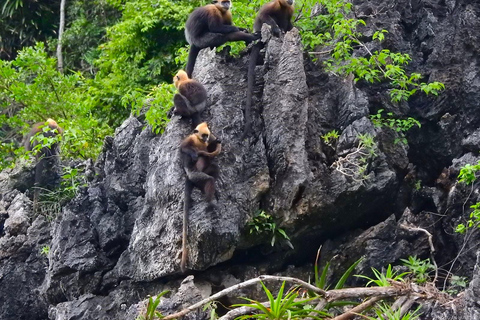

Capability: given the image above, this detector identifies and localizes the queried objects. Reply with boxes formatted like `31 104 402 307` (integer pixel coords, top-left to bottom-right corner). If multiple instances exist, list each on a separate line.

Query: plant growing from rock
366 303 421 320
296 0 445 103
161 274 454 320
356 264 409 287
233 281 325 320
40 245 50 256
400 256 435 285
331 133 378 182
136 291 169 320
370 109 421 145
247 210 294 249
455 160 480 234
36 165 87 221
321 129 340 148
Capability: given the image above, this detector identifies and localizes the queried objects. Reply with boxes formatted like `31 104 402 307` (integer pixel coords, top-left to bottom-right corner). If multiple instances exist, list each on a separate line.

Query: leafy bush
401 256 434 284
294 0 444 102
455 161 480 234
0 43 112 170
233 281 327 320
248 210 293 249
370 109 421 145
356 264 409 287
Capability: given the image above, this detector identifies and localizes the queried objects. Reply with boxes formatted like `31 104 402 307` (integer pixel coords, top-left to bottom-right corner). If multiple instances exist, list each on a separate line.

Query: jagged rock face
1 0 480 319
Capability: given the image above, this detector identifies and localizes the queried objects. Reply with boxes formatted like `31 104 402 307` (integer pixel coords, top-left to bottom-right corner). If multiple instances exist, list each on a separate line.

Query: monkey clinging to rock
179 122 221 272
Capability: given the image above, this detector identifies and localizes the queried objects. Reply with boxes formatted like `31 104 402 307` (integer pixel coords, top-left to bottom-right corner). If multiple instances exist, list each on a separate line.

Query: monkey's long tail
186 45 201 78
242 43 263 140
181 179 194 273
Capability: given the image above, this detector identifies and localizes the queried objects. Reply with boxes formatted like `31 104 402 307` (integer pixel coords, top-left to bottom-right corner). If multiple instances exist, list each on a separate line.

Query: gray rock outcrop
1 0 480 319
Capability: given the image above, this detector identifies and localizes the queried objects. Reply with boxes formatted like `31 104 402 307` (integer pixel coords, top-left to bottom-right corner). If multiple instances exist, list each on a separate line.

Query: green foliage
0 0 59 60
315 257 363 290
455 202 480 234
203 301 219 320
59 0 121 72
128 83 175 134
28 124 63 157
321 130 339 147
295 0 444 103
370 109 421 144
233 281 327 320
40 245 50 255
400 256 434 284
366 303 421 320
248 210 294 249
136 291 169 320
91 0 201 118
455 161 480 234
457 161 480 185
356 264 409 287
36 165 87 220
0 43 112 169
332 133 378 181
414 180 422 191
446 275 468 295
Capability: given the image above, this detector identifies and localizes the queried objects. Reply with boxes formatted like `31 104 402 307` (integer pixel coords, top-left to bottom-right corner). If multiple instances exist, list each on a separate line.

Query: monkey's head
279 0 294 6
212 0 231 12
173 70 189 88
194 122 211 144
45 118 64 135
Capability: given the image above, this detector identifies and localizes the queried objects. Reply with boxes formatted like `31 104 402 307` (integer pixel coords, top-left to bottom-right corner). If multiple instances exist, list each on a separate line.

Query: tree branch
162 275 326 320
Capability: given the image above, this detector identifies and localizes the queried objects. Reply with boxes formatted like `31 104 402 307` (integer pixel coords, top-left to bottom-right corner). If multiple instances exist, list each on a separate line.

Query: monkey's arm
197 142 221 157
286 19 293 32
180 139 199 162
208 19 239 34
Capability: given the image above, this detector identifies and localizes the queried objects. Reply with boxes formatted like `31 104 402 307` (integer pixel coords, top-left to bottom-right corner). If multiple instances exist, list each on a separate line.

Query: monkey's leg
195 157 208 172
173 94 195 116
203 163 219 202
225 31 260 45
187 171 215 203
186 45 201 78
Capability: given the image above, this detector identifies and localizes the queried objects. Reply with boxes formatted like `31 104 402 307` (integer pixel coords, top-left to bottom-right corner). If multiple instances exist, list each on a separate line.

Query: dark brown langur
168 70 208 128
24 119 63 212
185 0 259 78
179 122 221 272
242 0 294 138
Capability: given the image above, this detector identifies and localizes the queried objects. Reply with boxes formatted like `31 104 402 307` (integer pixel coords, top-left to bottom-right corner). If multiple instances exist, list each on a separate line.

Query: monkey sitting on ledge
184 0 259 78
168 70 207 128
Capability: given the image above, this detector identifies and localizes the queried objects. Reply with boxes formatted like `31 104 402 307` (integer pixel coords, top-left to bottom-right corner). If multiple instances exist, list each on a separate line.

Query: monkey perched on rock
179 122 221 272
168 70 207 128
185 0 259 77
24 119 63 211
243 0 294 138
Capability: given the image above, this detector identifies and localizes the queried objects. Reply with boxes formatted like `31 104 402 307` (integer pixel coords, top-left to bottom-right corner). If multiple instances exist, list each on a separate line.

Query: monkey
24 119 63 212
242 0 294 139
185 0 260 78
179 122 222 272
168 70 208 128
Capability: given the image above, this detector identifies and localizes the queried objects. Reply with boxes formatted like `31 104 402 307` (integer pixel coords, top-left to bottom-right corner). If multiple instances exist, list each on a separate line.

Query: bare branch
331 296 383 320
162 275 326 320
399 223 438 283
